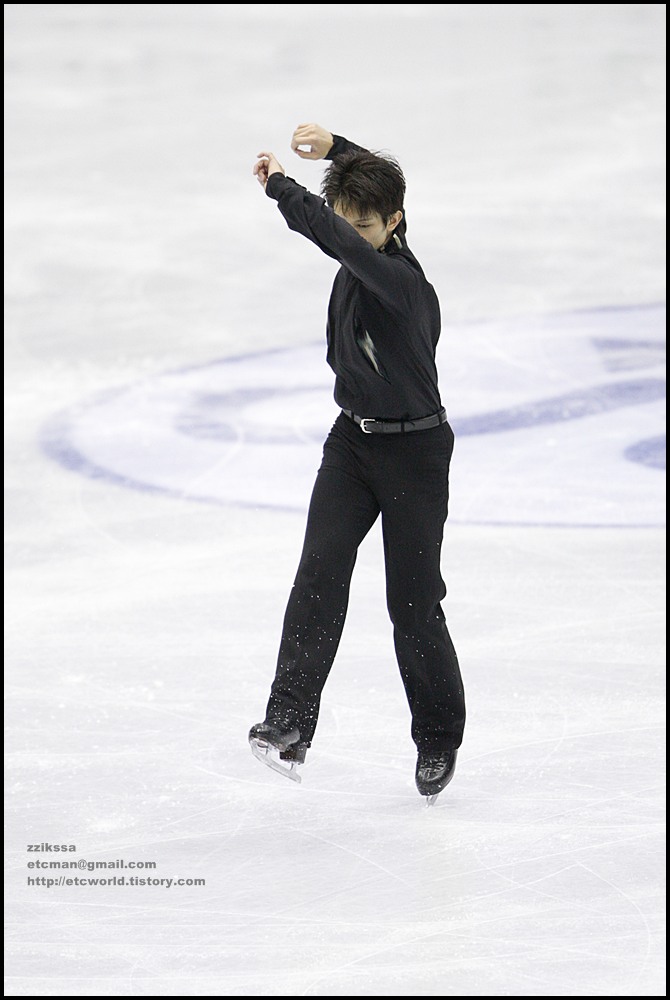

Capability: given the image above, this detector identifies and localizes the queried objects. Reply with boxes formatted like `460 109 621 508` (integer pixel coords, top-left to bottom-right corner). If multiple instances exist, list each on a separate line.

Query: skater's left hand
290 123 334 160
254 151 285 189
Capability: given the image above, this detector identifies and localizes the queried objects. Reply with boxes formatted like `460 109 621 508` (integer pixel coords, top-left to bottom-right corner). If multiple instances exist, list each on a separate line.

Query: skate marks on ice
40 304 666 528
191 718 663 998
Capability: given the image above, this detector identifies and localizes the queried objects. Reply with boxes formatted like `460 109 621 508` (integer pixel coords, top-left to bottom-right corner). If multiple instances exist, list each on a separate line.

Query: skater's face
334 204 403 250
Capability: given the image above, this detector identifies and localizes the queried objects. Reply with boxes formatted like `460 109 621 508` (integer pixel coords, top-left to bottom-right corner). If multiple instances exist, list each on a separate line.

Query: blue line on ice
40 305 666 527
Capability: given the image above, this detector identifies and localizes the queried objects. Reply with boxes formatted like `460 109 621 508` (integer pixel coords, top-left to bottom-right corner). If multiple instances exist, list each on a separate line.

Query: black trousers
265 410 466 752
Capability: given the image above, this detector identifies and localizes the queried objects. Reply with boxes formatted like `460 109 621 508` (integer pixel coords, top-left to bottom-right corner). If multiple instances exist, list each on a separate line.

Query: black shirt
265 135 443 420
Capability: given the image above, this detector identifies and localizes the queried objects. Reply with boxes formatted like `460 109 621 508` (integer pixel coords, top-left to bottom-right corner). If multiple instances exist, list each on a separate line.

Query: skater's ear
387 210 403 231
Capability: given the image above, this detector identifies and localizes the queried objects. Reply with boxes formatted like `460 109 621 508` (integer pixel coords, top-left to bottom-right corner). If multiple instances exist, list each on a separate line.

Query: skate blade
249 738 302 784
425 794 439 807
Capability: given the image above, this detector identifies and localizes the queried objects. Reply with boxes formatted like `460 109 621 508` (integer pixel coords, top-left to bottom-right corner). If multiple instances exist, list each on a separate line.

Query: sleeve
324 134 368 159
265 172 417 317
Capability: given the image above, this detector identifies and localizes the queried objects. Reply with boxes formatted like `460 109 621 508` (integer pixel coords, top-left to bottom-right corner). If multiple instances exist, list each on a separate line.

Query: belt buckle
359 417 376 434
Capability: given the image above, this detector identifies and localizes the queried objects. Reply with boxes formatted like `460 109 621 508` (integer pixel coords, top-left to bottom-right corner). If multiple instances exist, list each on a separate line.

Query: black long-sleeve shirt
265 135 443 420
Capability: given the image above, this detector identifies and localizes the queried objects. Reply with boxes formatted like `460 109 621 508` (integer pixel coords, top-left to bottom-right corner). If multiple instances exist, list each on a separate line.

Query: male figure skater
249 124 465 801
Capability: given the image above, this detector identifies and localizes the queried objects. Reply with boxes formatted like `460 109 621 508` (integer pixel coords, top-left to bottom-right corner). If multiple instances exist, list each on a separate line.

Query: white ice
4 4 666 997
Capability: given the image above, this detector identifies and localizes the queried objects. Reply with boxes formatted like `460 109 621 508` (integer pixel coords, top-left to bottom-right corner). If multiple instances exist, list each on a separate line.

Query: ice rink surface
4 4 666 996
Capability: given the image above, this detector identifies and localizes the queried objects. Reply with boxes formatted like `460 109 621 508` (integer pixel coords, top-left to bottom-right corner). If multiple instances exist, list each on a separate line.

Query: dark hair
320 149 405 223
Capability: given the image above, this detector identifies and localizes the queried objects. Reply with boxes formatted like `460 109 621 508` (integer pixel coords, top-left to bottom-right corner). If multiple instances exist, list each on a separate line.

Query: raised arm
254 155 417 316
253 125 418 314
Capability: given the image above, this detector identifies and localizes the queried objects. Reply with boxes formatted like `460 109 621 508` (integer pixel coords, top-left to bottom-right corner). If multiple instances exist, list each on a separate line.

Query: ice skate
248 719 305 783
415 748 458 806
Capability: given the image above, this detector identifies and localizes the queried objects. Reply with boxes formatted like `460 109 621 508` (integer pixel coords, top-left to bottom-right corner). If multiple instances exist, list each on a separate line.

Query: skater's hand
254 152 285 189
290 123 334 160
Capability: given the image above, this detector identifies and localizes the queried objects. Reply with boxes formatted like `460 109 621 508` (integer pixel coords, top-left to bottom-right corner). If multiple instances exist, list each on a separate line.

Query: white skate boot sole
249 736 302 784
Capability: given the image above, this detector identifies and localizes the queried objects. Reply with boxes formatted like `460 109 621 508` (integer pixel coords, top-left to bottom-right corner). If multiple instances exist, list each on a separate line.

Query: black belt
343 407 447 434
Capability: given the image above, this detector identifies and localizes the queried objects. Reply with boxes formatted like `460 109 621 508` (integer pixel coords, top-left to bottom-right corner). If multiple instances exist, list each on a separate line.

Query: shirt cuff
265 172 291 200
324 135 346 160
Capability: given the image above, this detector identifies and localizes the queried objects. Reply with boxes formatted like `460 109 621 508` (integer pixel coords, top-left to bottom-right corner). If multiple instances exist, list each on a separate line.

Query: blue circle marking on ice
623 435 666 470
41 305 666 527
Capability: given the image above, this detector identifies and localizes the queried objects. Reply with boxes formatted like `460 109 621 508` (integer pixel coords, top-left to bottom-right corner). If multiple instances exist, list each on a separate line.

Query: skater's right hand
253 151 285 189
290 123 334 160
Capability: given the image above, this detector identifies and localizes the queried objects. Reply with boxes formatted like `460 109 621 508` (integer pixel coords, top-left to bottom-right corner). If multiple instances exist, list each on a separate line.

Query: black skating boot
279 742 309 764
248 718 300 752
248 717 304 783
415 748 458 806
